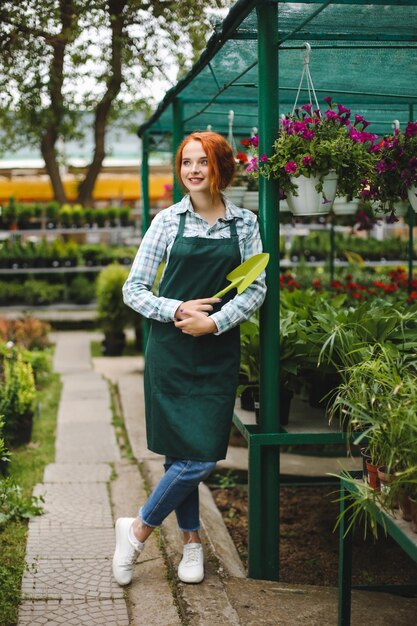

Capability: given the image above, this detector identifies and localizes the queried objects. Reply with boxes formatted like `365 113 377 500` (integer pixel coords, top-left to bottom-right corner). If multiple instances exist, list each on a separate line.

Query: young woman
113 131 266 586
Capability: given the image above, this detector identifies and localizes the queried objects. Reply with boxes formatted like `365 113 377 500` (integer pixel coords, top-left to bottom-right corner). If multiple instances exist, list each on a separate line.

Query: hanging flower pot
333 197 360 216
393 200 410 217
286 171 338 216
225 186 246 207
407 186 417 212
242 190 259 211
279 198 290 213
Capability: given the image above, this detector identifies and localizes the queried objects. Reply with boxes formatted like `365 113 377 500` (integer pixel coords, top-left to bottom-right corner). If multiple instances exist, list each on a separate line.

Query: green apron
144 211 241 461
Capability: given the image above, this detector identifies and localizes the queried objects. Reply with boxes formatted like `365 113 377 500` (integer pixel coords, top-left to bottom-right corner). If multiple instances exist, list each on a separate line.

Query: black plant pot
253 386 293 426
240 384 258 411
102 331 126 356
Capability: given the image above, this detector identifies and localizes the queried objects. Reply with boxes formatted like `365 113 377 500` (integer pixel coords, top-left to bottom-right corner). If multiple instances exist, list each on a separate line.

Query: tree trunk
77 0 127 206
42 0 77 204
41 133 68 204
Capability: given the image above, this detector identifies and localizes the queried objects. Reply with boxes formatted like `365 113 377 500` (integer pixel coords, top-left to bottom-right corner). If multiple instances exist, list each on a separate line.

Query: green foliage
68 274 96 304
0 348 36 446
0 479 44 526
96 263 131 332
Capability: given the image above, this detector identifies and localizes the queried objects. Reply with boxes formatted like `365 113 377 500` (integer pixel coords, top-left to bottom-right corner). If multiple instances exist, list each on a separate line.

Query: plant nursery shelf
338 472 417 626
0 265 111 275
0 226 137 237
280 259 409 268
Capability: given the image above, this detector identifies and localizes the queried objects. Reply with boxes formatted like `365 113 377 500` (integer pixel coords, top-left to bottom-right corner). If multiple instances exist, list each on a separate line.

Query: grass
0 372 61 626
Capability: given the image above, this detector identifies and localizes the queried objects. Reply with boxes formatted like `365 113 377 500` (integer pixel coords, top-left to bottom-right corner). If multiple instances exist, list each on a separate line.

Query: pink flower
301 129 314 140
301 155 314 168
301 103 313 113
285 161 298 174
246 157 258 173
259 153 268 163
337 104 351 116
250 135 259 147
324 96 332 105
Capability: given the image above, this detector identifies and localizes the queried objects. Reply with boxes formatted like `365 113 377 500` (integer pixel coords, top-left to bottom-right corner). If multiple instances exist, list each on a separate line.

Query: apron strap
228 218 238 238
178 211 187 237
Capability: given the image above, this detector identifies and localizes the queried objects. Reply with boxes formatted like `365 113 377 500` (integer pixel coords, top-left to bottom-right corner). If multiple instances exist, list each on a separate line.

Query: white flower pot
393 200 409 217
225 186 246 207
407 186 417 213
242 190 259 211
279 198 290 213
333 197 360 216
286 172 338 216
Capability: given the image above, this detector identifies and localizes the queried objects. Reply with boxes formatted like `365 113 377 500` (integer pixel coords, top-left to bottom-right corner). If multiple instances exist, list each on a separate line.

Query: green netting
138 1 417 146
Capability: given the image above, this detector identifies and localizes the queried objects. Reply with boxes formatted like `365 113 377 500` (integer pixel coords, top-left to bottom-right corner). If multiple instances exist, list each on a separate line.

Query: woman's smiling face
180 140 211 195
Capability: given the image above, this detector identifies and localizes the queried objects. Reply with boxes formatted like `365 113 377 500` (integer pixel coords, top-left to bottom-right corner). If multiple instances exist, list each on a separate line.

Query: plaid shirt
123 194 267 334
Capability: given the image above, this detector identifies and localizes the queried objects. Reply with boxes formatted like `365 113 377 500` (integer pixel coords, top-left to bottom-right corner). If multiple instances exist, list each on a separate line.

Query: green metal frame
337 471 417 626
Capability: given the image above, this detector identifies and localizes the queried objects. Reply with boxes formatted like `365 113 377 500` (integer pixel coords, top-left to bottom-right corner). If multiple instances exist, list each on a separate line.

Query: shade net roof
139 1 417 148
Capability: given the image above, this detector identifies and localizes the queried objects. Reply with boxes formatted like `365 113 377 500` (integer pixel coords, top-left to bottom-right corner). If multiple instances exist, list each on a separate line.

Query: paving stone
18 598 129 625
25 528 115 559
61 373 109 399
53 331 97 375
44 463 111 483
57 399 112 424
55 423 120 463
30 483 113 529
22 559 123 600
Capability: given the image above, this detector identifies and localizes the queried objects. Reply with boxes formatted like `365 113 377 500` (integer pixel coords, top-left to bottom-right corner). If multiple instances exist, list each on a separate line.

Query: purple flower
405 122 417 138
325 110 339 120
301 130 314 140
375 159 387 173
354 114 364 125
250 135 259 147
301 155 314 168
324 96 332 105
370 144 382 153
301 103 313 113
246 157 258 173
259 153 268 163
285 161 298 174
337 104 351 116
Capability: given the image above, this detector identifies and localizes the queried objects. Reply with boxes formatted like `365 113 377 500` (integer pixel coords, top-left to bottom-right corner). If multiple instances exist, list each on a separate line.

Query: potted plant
96 263 131 356
372 121 417 219
247 98 378 216
225 150 250 207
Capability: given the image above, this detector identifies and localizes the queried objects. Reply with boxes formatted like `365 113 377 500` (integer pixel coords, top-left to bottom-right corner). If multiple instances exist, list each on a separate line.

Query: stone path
18 332 128 625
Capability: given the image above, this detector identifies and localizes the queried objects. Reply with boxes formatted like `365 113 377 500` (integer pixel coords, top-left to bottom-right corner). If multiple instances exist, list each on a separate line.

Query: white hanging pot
279 198 290 213
225 186 246 207
286 172 338 216
242 190 259 211
407 186 417 213
333 197 360 216
393 200 409 217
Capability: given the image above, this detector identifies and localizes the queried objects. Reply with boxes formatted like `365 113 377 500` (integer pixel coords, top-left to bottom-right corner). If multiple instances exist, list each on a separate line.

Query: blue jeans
140 457 216 532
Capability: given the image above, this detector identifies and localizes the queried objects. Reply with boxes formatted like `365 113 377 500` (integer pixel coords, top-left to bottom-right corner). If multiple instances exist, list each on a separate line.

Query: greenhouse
137 0 417 621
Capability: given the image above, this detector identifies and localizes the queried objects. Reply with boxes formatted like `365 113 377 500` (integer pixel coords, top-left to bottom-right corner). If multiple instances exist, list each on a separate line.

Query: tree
0 0 230 205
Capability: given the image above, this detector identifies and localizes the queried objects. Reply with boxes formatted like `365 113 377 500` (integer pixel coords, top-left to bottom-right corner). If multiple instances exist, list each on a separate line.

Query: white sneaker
178 542 204 584
112 517 144 586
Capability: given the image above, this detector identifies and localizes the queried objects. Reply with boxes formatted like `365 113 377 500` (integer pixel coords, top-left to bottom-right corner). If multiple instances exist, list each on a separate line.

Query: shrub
9 317 51 350
0 348 36 446
23 279 65 305
68 275 95 304
96 264 130 355
0 417 10 475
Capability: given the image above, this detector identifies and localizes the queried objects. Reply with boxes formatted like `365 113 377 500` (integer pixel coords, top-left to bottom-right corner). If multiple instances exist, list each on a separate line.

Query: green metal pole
329 215 335 283
408 204 414 292
141 130 151 350
338 480 353 626
248 0 280 581
172 98 184 204
408 104 414 291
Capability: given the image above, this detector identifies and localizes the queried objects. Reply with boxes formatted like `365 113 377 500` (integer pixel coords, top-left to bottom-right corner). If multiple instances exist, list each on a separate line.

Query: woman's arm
122 211 183 322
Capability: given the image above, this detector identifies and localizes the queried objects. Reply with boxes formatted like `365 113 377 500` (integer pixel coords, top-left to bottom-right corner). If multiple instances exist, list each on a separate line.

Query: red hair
175 131 235 196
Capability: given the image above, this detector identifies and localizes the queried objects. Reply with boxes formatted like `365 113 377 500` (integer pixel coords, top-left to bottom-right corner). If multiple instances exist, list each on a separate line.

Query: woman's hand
174 297 221 321
174 310 218 336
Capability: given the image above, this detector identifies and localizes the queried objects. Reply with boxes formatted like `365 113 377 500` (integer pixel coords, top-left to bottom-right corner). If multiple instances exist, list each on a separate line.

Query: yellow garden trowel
212 253 269 298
